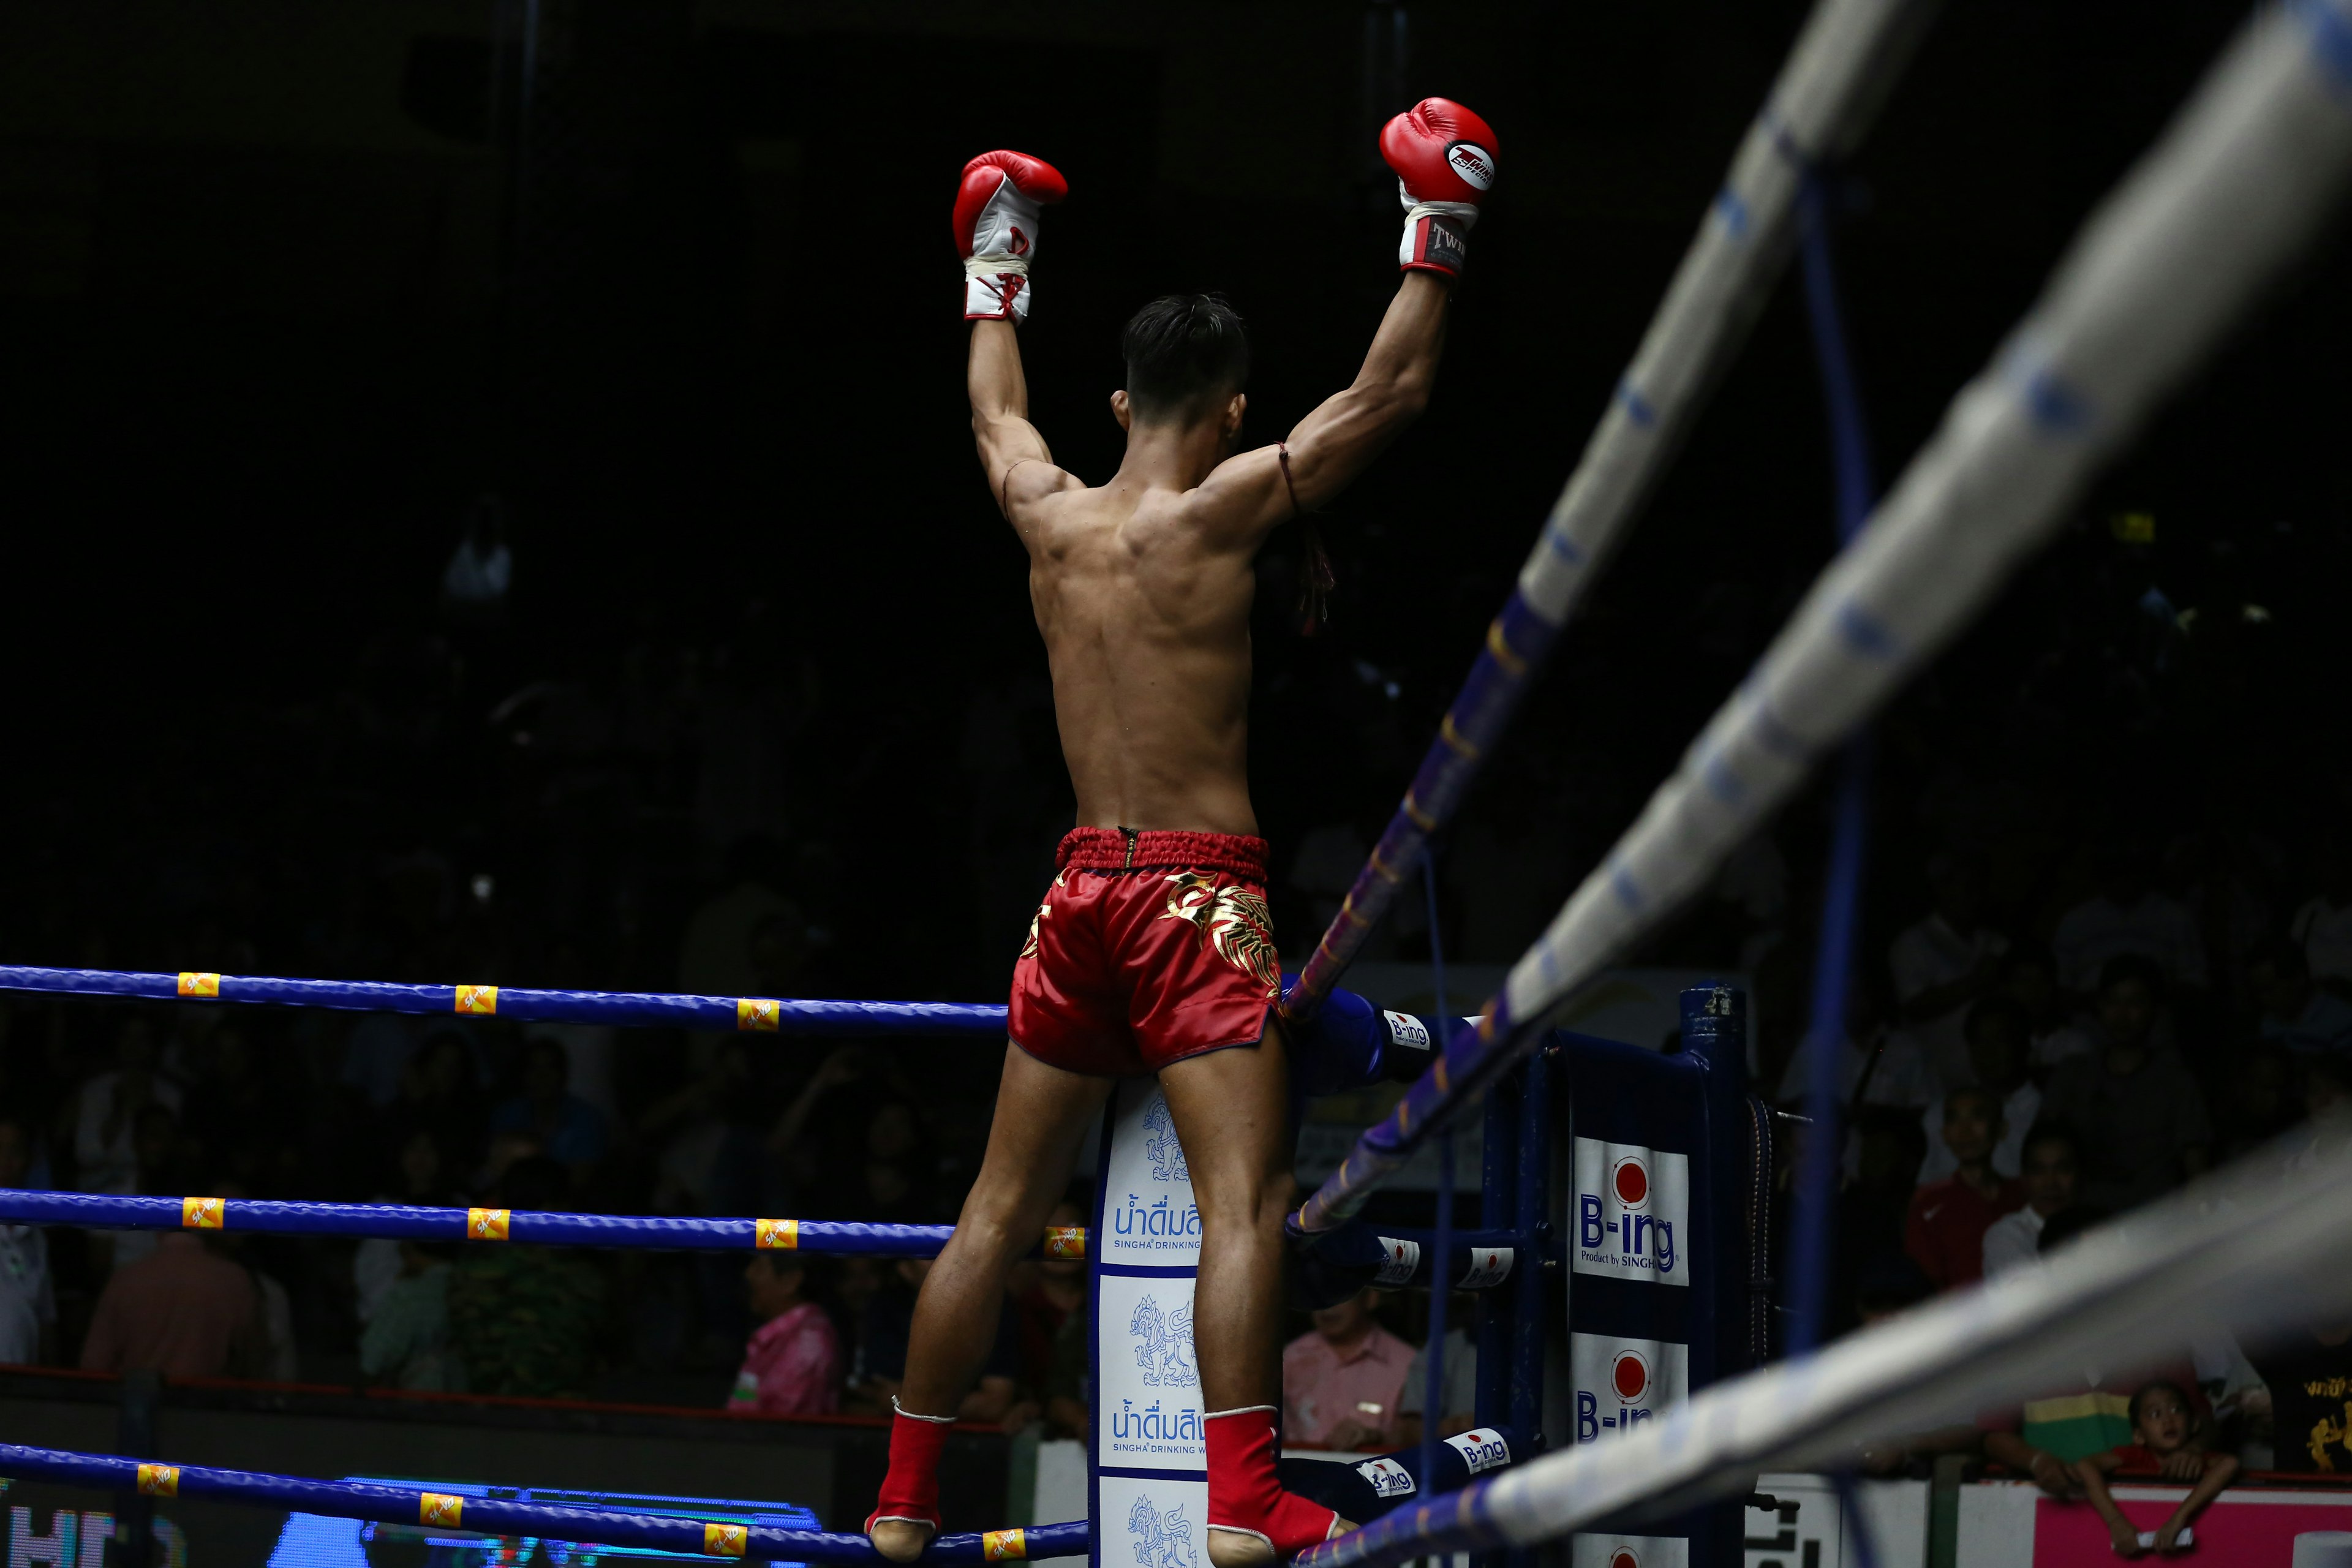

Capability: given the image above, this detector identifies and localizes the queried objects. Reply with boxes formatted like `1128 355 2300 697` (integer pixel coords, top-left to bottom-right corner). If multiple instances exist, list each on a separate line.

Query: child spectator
1903 1086 2024 1291
2040 958 2211 1212
1981 1124 2078 1279
728 1251 840 1416
2247 938 2352 1056
2073 1379 2237 1558
361 1242 463 1392
1918 998 2040 1183
1281 1288 1414 1450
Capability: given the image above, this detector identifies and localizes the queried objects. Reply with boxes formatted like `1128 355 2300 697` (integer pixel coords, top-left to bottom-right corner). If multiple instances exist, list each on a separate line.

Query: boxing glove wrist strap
1400 200 1477 277
963 255 1030 281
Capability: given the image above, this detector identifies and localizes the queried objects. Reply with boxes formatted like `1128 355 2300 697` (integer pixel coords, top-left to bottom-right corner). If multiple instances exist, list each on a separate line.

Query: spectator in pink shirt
1281 1289 1414 1450
728 1253 841 1417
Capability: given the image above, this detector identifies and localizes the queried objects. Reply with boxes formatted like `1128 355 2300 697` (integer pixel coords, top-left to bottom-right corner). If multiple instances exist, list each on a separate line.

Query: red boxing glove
954 150 1069 322
1380 99 1498 278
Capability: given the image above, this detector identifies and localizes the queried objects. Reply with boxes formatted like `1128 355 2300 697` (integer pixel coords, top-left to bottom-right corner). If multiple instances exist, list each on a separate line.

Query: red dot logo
1612 1351 1650 1402
1612 1156 1649 1208
1610 1551 1639 1568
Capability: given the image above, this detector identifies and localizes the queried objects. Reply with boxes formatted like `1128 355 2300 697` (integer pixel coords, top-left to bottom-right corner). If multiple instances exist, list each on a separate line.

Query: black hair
1944 1084 2002 1121
1121 293 1251 421
2019 1120 2078 1161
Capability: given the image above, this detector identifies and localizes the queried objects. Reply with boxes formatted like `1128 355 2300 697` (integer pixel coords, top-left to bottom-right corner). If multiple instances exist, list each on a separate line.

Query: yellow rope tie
1439 714 1480 760
1403 794 1438 831
736 998 780 1031
1485 619 1528 676
180 1196 224 1230
982 1529 1028 1561
454 984 497 1016
176 972 221 998
467 1207 511 1242
137 1464 178 1498
420 1495 466 1529
755 1218 799 1250
703 1523 748 1557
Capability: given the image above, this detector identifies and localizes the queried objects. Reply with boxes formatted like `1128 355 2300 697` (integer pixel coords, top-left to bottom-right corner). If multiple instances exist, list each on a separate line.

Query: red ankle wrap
1204 1406 1340 1551
867 1404 954 1536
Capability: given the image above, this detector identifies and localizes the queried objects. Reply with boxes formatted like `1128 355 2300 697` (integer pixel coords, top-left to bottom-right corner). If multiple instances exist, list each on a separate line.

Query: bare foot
1205 1520 1355 1568
870 1520 935 1564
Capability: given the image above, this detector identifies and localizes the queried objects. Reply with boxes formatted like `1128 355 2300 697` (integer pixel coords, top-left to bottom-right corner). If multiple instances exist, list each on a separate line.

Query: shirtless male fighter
866 98 1498 1566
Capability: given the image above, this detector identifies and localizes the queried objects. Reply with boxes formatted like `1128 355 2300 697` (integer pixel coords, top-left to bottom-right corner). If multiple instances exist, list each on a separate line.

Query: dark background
0 0 2345 1376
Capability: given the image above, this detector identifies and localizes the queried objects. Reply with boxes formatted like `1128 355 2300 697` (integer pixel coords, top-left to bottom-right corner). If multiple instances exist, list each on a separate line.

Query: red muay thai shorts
1008 827 1281 1075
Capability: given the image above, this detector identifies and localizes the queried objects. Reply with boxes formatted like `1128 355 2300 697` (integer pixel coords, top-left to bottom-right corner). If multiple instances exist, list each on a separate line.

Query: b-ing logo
1444 1427 1510 1475
1569 1333 1688 1444
1566 1537 1689 1568
1382 1010 1430 1051
1571 1137 1689 1286
1446 142 1496 190
1354 1457 1414 1499
1373 1236 1421 1286
1143 1097 1190 1183
1130 1295 1198 1387
1127 1496 1198 1568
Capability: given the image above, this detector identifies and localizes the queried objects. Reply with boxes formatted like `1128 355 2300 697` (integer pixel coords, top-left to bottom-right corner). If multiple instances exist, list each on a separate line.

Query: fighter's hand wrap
954 150 1069 322
1380 98 1498 279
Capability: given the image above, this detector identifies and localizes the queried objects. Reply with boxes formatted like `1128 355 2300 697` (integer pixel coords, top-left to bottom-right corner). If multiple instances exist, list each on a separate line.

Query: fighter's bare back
967 271 1452 839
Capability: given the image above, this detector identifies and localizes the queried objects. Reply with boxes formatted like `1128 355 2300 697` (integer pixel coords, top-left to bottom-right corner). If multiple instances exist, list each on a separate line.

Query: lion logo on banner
1128 1496 1198 1568
1129 1294 1197 1387
1141 1095 1189 1184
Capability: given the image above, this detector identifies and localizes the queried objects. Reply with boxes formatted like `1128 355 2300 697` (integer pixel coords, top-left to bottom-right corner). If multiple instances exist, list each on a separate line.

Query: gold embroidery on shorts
1159 872 1280 991
1020 870 1069 960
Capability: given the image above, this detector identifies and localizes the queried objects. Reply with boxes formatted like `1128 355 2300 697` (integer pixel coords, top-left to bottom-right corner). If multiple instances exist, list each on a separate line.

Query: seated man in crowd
2041 957 2210 1212
1282 1289 1413 1451
2073 1379 2238 1558
1980 1123 2078 1279
2245 1316 2352 1472
1903 1086 2024 1292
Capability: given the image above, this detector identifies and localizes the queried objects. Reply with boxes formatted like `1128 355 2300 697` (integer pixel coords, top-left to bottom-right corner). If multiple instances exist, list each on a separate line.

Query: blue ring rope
0 1444 1086 1566
0 1191 1058 1259
0 966 1008 1037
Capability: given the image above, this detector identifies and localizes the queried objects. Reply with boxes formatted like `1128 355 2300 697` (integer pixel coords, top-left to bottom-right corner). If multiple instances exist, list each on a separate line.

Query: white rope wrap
962 255 1030 281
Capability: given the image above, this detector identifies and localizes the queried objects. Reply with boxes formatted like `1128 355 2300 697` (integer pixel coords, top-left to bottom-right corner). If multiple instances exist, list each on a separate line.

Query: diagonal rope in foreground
1296 0 2352 1234
1296 1131 2352 1568
1283 0 1939 1022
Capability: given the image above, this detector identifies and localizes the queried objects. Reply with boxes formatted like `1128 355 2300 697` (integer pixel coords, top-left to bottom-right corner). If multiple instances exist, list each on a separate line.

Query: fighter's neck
1112 421 1227 491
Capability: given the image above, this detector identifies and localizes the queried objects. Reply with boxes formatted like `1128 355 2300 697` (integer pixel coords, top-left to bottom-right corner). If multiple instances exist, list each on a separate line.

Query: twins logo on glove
1382 98 1499 279
955 150 1069 323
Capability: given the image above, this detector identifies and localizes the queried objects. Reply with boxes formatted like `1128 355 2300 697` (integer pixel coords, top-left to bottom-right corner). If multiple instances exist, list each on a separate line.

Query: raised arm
953 149 1077 530
970 320 1076 528
1194 97 1494 542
